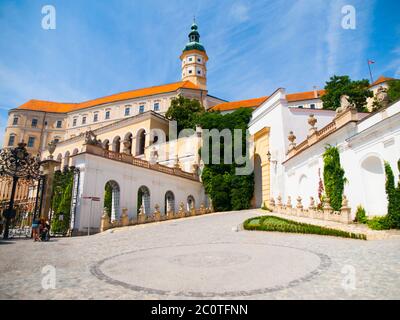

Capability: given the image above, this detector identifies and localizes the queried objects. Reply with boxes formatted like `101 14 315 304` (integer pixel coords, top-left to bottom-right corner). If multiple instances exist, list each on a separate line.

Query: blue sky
0 0 399 145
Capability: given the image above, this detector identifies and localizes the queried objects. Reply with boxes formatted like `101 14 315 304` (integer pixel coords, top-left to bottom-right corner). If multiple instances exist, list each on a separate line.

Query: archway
103 139 110 150
112 136 121 153
164 191 175 215
187 195 195 211
253 154 262 208
137 185 150 215
361 155 387 216
123 133 133 155
136 129 146 155
104 180 120 221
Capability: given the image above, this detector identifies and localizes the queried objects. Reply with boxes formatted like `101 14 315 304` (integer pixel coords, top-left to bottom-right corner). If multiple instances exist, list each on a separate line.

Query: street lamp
0 142 41 239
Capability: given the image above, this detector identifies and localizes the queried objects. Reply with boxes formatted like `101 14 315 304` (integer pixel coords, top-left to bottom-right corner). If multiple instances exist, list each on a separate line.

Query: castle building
1 21 398 234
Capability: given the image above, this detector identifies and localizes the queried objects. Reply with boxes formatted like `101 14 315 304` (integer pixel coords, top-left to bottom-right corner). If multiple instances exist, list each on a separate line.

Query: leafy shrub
323 145 346 211
354 205 367 224
244 215 366 240
367 216 390 230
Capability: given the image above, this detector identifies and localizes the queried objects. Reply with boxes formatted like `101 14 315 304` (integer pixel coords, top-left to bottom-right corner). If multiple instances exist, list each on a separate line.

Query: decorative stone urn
200 203 206 215
100 209 110 232
307 114 318 136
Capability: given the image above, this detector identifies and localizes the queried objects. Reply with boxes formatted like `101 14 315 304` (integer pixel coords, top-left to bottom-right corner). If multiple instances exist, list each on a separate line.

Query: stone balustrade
268 195 352 224
100 202 214 232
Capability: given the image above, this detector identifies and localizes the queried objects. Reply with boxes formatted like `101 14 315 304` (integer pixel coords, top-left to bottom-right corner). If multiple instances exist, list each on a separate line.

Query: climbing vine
51 168 74 234
322 145 346 211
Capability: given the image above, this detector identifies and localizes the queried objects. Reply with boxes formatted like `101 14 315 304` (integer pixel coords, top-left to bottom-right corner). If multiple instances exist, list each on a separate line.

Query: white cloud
230 2 250 23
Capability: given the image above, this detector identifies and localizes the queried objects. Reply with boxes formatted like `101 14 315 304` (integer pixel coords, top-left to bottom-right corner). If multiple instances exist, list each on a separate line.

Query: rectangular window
189 57 193 62
105 110 110 119
93 113 99 122
27 137 35 148
56 120 62 128
82 116 86 125
139 105 145 113
125 107 130 116
298 105 303 109
153 103 160 111
31 118 38 128
310 104 316 109
72 118 77 127
12 117 18 125
8 135 15 146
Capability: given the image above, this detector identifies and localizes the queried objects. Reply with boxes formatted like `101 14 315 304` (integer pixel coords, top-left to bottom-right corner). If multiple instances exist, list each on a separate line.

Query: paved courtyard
1 209 400 299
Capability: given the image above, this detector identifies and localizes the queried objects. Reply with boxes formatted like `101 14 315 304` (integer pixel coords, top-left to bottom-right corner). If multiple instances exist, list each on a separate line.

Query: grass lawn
244 215 366 240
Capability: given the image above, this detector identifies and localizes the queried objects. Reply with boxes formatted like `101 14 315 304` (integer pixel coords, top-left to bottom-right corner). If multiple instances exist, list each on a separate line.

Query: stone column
154 204 161 222
40 158 60 220
121 208 129 226
323 197 333 221
100 210 110 232
340 195 352 224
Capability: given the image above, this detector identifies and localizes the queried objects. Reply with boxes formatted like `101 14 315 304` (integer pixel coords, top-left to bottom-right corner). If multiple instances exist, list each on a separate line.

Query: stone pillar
40 158 61 220
121 208 129 226
200 203 206 215
138 204 146 224
309 196 316 219
340 195 352 224
277 195 283 213
178 202 185 218
296 196 303 216
154 204 161 222
286 196 292 215
100 210 110 232
323 197 333 221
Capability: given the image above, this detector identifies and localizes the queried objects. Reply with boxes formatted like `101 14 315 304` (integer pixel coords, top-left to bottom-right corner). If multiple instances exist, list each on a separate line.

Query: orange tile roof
210 97 268 112
16 81 201 113
210 89 326 112
370 75 394 87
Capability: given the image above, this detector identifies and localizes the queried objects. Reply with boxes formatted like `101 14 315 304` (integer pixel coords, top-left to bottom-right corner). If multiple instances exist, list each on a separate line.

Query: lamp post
0 142 41 239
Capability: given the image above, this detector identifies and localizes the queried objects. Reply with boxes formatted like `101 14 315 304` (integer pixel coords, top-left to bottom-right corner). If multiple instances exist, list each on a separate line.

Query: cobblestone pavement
1 209 399 300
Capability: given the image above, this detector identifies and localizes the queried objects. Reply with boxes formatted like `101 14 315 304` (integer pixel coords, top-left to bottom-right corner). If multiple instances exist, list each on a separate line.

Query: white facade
283 100 400 218
71 150 207 234
248 88 336 201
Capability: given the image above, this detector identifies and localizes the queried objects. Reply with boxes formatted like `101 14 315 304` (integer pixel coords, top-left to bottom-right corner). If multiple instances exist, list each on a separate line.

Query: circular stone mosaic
90 242 331 297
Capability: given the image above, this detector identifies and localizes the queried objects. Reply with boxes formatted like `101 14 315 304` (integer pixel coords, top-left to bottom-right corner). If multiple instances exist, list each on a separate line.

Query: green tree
387 79 400 103
104 182 112 217
385 161 399 228
165 95 205 133
197 108 254 212
322 145 346 211
321 75 373 112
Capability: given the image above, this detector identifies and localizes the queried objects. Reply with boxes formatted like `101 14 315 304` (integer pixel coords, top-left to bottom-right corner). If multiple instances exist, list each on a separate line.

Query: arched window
112 136 121 153
164 191 175 215
187 195 195 211
138 186 150 215
104 180 120 221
